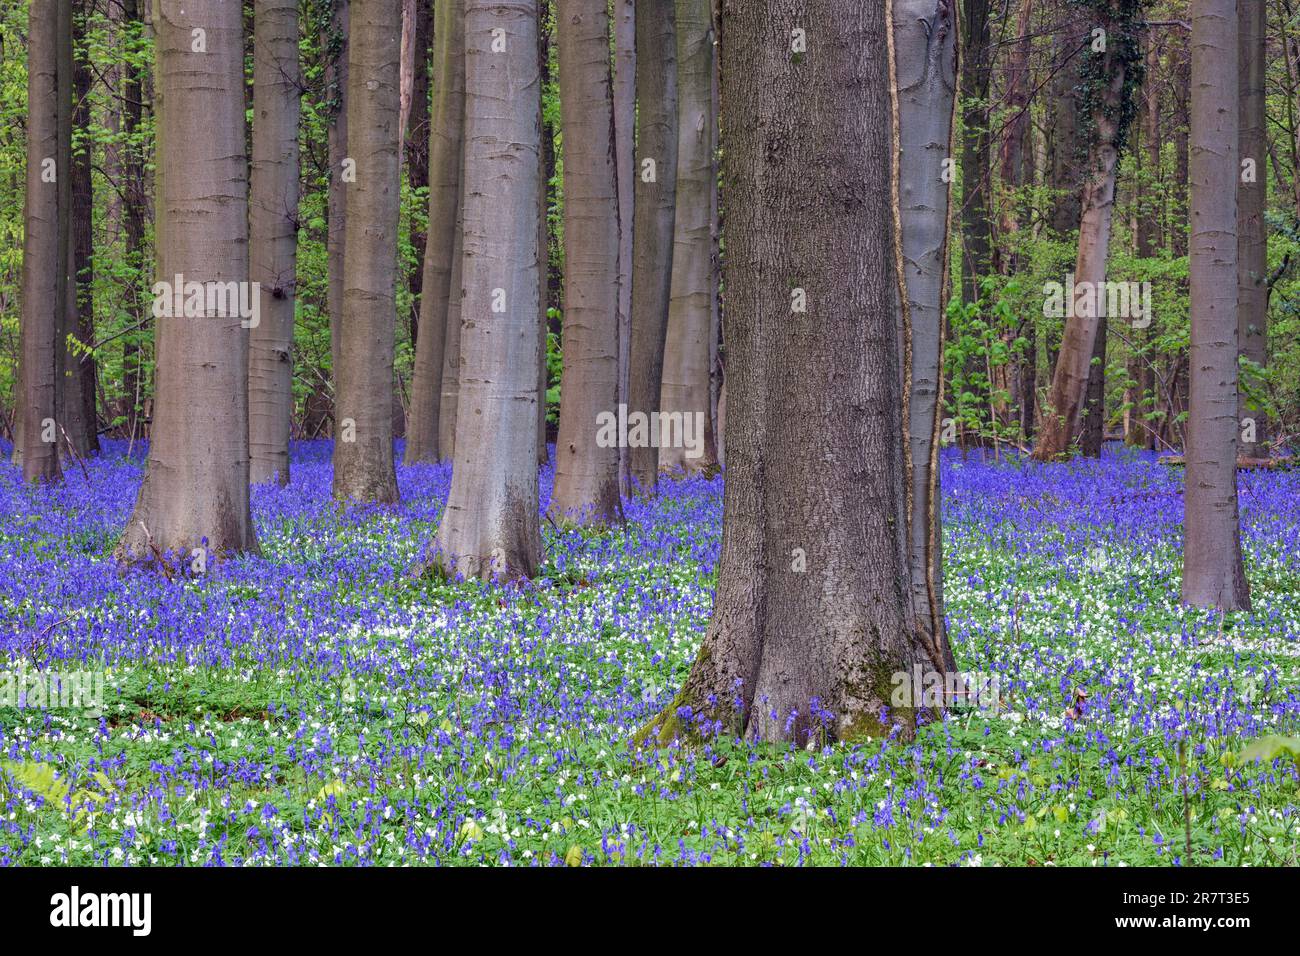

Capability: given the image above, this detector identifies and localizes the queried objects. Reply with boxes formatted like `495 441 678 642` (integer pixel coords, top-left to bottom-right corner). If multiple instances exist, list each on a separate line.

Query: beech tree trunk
403 0 432 344
116 0 257 560
959 0 992 305
430 0 543 581
549 0 624 525
642 0 927 748
1182 0 1250 611
249 0 301 485
1237 0 1267 457
1127 36 1160 450
332 0 401 504
405 0 465 464
657 0 718 476
892 0 958 676
613 0 635 493
63 0 97 458
20 0 63 484
626 0 678 493
1033 23 1127 462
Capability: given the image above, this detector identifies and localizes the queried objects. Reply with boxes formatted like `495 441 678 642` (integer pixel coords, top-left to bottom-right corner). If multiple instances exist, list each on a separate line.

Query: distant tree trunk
626 1 678 493
405 0 465 464
63 0 97 457
959 0 992 305
249 0 301 485
549 0 624 525
1079 313 1108 456
892 0 958 676
332 0 401 504
1128 37 1159 450
613 0 635 493
325 0 349 436
403 0 432 344
116 0 257 559
1237 0 1267 457
536 11 551 467
429 0 543 580
1033 15 1130 462
642 0 928 748
1183 0 1250 611
121 0 148 449
20 0 63 483
658 0 718 476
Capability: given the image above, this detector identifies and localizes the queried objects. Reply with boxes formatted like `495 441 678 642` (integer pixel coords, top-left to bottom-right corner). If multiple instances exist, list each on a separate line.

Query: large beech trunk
892 0 958 675
1182 0 1250 611
430 0 543 581
19 0 63 484
657 0 718 476
405 0 465 464
331 0 401 504
549 0 624 525
642 0 928 747
116 0 257 560
249 0 301 485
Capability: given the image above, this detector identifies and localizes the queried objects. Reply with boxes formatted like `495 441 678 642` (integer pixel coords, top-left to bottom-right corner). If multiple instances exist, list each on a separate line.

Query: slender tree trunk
1047 10 1084 238
20 0 63 483
549 0 624 525
249 0 301 485
536 9 551 467
438 192 466 458
1079 313 1108 456
403 0 432 345
406 0 465 464
121 0 148 450
1033 21 1128 462
626 0 678 493
613 0 635 493
63 0 97 458
959 0 992 305
892 0 958 676
657 0 718 476
642 0 928 748
1128 37 1160 450
115 0 257 560
1237 0 1267 457
1183 0 1250 611
429 0 543 580
332 0 401 504
326 0 349 436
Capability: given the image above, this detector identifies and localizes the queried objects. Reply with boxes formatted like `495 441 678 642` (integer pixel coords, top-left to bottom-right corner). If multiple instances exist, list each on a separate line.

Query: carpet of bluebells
1 439 1298 867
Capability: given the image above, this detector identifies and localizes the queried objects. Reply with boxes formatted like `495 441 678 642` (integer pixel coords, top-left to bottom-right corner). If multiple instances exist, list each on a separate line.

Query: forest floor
1 441 1299 866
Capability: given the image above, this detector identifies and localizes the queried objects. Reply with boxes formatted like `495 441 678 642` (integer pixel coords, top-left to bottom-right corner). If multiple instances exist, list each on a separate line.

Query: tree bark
959 0 992 305
115 0 257 560
406 0 465 464
332 0 401 504
249 0 301 485
1033 19 1127 462
892 0 958 675
1127 36 1160 450
20 0 63 483
429 0 543 581
642 0 928 748
325 0 349 437
657 0 718 476
549 0 624 525
63 0 97 458
1182 0 1250 611
613 0 635 493
1237 0 1267 457
403 0 432 345
626 0 678 494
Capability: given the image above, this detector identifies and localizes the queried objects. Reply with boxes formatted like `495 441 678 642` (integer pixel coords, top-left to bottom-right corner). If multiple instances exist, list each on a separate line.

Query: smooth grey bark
892 0 958 675
626 0 678 493
658 0 718 476
116 0 257 559
332 0 401 504
642 0 927 748
406 0 465 464
438 192 466 459
249 0 301 485
549 0 624 525
429 0 543 581
20 0 62 483
613 0 635 493
326 0 349 437
1237 0 1267 457
1182 0 1250 611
